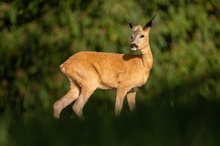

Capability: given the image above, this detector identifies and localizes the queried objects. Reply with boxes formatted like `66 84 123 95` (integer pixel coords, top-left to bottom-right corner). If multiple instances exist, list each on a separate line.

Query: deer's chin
131 47 137 51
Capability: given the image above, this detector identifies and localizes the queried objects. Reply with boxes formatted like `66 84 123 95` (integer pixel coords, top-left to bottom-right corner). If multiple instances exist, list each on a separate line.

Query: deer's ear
125 19 134 29
128 22 134 29
143 15 156 30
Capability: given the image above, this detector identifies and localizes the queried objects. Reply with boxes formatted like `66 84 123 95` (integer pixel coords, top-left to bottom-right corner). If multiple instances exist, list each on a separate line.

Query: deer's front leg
126 91 136 111
115 88 128 115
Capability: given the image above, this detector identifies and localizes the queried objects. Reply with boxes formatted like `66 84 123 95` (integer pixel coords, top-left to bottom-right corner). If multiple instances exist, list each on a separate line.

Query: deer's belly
98 81 116 89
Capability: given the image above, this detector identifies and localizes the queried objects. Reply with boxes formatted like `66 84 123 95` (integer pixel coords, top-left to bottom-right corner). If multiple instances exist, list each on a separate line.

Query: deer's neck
140 45 153 69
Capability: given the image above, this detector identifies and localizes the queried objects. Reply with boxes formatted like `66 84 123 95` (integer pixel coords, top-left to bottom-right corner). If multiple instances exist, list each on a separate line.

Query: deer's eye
140 35 145 38
131 36 134 39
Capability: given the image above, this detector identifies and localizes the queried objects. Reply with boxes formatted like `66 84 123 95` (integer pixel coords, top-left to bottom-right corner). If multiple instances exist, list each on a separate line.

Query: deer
53 15 156 119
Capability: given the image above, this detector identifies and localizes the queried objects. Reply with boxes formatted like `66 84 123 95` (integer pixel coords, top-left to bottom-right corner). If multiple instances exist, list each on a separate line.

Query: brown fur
53 16 155 119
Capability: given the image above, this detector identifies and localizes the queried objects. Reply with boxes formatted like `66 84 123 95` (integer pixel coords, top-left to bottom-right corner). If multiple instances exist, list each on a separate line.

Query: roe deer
53 15 156 119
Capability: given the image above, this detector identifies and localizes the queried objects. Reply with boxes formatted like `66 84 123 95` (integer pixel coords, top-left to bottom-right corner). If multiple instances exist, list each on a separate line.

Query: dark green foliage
0 0 220 145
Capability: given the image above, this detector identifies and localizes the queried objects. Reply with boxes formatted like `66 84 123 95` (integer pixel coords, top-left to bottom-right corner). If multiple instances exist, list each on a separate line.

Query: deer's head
127 15 156 51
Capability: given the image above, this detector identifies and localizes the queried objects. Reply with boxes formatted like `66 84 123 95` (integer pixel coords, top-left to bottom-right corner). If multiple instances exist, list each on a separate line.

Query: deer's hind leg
72 82 98 119
53 78 80 119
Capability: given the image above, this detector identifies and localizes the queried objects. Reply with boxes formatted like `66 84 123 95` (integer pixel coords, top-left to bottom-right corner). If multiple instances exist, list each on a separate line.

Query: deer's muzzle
130 43 138 50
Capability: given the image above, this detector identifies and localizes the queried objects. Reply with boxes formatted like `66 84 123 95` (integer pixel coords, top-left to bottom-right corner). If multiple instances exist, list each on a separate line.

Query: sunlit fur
53 16 155 119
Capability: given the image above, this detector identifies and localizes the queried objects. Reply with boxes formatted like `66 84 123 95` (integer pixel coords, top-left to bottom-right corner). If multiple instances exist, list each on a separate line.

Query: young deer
53 15 156 119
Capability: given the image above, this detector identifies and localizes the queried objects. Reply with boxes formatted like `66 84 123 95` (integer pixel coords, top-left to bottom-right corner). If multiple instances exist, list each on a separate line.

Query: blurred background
0 0 220 146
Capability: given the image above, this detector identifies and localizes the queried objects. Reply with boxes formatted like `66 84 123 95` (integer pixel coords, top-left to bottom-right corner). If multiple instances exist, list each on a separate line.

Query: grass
1 95 220 146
